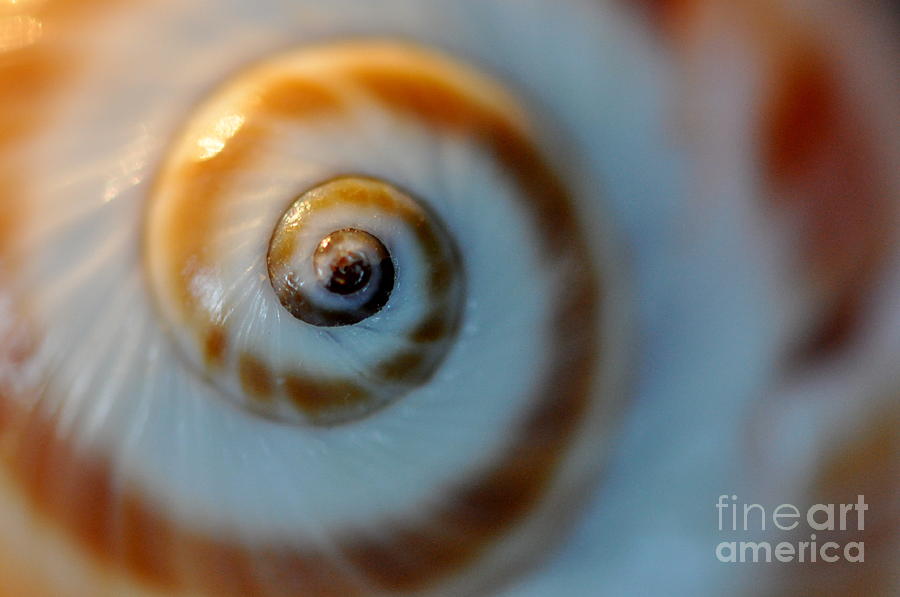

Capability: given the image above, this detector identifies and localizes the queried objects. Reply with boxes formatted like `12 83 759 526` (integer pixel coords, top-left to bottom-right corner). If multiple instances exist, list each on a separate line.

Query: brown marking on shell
374 350 429 384
416 226 453 296
409 311 450 343
0 47 68 151
238 352 275 400
0 171 23 275
203 323 228 367
265 219 297 272
258 76 345 119
118 487 182 586
761 44 893 360
282 374 370 421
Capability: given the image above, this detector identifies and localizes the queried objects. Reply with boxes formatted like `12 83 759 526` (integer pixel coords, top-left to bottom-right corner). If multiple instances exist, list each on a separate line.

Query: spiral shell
1 0 898 596
0 26 628 597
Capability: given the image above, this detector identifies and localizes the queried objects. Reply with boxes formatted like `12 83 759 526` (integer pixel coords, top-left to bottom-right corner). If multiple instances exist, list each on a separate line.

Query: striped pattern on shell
0 0 898 597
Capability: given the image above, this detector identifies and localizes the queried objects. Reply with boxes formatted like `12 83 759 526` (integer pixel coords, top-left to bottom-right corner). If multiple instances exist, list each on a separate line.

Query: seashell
0 8 631 596
0 0 897 596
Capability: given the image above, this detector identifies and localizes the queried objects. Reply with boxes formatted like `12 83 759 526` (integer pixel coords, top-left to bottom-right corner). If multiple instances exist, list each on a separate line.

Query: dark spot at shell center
312 229 395 316
324 251 372 295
